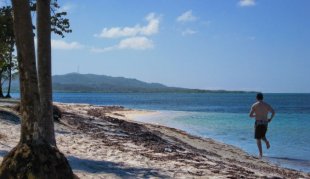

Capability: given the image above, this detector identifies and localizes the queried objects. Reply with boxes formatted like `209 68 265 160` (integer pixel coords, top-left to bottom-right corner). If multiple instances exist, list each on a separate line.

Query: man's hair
256 93 264 100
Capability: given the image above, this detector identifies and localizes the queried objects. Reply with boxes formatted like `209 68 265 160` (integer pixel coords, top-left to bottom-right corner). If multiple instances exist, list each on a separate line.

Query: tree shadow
1 151 169 178
0 150 8 157
0 110 20 124
67 156 169 178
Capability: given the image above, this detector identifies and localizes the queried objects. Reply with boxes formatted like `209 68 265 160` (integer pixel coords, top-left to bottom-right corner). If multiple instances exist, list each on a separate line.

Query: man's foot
258 154 263 158
266 140 270 149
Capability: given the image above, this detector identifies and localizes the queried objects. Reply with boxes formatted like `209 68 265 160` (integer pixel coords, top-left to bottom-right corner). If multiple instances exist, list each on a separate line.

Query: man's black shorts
254 123 268 139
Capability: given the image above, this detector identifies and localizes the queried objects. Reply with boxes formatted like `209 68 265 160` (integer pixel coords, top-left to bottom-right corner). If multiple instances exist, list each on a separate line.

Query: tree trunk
37 0 56 146
5 41 14 98
0 0 73 178
10 0 41 144
0 73 4 98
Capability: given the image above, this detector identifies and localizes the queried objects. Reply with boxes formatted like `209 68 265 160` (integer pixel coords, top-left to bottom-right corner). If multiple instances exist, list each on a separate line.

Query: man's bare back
250 101 275 122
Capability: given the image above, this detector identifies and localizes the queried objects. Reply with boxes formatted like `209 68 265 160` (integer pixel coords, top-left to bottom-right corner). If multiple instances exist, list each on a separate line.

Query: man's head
256 93 264 101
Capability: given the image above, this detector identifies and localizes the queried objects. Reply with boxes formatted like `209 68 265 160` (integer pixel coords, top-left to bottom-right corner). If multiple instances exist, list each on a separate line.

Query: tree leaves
29 0 72 38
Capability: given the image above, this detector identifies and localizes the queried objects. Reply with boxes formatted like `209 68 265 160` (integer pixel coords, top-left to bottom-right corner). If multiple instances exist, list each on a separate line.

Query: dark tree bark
8 0 41 142
37 0 56 146
0 73 4 98
5 41 14 98
0 0 73 178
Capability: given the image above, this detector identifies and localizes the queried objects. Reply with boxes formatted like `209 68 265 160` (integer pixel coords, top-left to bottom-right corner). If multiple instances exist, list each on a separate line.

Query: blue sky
2 0 310 93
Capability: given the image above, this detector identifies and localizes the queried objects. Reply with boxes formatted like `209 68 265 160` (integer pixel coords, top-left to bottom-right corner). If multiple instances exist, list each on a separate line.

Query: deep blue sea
11 92 310 172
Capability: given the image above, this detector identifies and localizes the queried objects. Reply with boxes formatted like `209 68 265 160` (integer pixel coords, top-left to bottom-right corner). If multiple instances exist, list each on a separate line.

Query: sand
0 101 309 178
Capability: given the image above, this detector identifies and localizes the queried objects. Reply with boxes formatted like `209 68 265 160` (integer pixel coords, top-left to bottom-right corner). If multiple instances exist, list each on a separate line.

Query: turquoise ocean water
11 93 310 172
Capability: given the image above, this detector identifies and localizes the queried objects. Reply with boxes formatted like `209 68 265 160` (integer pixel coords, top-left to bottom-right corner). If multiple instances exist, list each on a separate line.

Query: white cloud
91 37 153 53
118 37 153 49
182 29 197 36
177 10 197 23
238 0 256 7
95 13 160 38
59 3 76 12
51 40 84 50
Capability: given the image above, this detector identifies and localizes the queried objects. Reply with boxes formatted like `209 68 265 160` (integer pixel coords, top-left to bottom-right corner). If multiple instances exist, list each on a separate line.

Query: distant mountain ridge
10 73 254 93
52 73 169 92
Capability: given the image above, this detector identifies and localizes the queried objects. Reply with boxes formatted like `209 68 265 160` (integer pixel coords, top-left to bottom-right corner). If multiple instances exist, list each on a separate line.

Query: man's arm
249 106 256 118
268 105 275 122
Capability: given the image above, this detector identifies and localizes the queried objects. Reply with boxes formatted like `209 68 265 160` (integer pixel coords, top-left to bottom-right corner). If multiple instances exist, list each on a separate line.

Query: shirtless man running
249 93 275 158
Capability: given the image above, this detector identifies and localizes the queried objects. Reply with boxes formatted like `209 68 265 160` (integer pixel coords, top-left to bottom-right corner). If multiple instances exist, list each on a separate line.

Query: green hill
52 73 169 92
9 73 254 93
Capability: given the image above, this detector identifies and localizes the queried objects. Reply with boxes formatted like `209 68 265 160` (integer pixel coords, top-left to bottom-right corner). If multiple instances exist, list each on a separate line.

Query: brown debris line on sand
68 107 184 154
0 133 5 140
91 112 183 152
12 103 63 122
1 103 309 179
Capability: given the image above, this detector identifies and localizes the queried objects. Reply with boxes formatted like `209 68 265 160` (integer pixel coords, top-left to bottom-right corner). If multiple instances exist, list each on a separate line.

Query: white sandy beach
0 102 309 178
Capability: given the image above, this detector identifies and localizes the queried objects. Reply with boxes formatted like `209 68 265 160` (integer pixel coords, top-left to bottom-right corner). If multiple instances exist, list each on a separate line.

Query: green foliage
0 6 14 57
51 11 72 38
0 6 17 97
30 0 72 38
0 1 72 97
0 6 14 42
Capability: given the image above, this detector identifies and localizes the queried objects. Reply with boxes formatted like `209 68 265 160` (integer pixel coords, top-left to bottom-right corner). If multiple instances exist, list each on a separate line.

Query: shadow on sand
0 150 8 158
1 151 169 178
67 156 169 178
0 110 20 124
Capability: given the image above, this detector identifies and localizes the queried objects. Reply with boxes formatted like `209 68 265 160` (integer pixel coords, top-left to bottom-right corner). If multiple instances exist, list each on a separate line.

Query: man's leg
262 137 270 149
256 139 263 158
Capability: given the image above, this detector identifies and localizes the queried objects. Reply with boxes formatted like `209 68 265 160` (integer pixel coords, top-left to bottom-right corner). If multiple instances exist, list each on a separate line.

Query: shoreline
0 101 309 178
138 111 310 173
128 110 310 173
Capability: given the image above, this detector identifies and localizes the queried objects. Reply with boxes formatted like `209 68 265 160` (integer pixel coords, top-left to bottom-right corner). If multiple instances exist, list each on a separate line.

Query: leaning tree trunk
37 0 56 146
0 0 73 178
5 41 14 98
